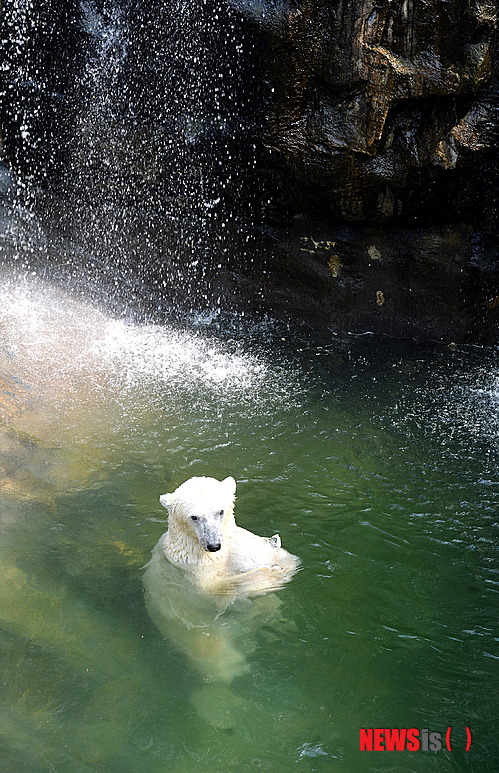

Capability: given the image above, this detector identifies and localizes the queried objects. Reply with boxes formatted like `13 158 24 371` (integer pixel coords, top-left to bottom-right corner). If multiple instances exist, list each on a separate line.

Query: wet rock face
207 218 498 345
263 0 498 224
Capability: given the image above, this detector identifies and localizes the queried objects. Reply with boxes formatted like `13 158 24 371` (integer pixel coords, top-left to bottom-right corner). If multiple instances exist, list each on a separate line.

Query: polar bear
143 475 299 683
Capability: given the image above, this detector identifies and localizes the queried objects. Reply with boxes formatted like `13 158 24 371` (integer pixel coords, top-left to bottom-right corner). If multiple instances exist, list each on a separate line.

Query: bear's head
160 475 236 554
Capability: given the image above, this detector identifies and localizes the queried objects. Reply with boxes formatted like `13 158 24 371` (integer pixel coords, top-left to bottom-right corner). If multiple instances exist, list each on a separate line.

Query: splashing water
386 351 499 456
0 0 262 310
0 2 498 771
0 270 278 412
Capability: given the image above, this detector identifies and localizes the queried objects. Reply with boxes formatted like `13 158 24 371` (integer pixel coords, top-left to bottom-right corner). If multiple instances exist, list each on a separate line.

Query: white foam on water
91 317 267 393
0 272 269 401
389 356 499 456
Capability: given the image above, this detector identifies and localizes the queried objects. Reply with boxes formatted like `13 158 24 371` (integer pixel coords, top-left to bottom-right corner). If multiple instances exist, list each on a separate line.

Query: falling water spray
0 0 263 313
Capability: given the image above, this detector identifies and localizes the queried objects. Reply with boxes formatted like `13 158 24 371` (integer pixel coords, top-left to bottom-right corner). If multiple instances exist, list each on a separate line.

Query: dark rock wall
264 0 498 226
242 0 498 343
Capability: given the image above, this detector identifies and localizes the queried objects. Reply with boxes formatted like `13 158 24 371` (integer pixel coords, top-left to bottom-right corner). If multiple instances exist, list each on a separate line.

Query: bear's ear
221 476 236 497
159 493 174 511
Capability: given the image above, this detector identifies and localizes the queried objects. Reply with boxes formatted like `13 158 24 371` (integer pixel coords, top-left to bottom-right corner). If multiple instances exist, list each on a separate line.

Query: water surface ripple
0 270 497 772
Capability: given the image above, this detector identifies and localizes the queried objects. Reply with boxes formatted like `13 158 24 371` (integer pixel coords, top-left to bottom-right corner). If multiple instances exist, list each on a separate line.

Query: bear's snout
206 542 221 552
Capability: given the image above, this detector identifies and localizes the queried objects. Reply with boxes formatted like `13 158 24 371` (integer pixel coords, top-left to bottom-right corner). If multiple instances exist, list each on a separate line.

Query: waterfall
0 0 263 312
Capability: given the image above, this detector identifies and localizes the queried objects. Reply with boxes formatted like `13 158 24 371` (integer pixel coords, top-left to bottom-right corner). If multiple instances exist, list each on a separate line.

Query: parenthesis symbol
466 727 472 751
446 727 452 751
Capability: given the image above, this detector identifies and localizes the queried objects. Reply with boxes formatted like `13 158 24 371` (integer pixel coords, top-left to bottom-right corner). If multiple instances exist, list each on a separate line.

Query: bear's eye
190 515 198 522
219 509 224 516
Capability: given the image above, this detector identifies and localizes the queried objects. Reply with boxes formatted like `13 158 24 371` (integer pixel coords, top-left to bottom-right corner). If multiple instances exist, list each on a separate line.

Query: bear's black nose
206 542 221 552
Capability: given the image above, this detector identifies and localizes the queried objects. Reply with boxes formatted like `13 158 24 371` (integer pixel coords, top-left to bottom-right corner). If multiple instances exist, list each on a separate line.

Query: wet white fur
143 475 299 682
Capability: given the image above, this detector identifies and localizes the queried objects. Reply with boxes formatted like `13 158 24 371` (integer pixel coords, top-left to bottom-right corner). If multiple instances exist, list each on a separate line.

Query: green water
0 274 497 772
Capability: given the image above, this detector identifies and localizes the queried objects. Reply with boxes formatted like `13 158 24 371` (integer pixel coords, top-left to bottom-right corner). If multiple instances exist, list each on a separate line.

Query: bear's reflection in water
145 555 291 682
